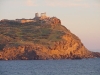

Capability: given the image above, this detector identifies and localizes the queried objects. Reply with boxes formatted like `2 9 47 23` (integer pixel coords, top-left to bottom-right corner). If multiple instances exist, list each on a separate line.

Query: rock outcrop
0 18 100 60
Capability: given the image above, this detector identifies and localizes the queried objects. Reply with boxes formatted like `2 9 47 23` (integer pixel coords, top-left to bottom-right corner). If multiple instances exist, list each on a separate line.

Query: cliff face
0 19 99 60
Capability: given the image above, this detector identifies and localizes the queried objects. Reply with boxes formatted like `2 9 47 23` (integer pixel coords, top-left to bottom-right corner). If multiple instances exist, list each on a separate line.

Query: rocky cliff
0 19 100 60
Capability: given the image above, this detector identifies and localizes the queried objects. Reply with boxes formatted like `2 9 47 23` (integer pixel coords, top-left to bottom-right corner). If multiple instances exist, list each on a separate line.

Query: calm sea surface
0 58 100 75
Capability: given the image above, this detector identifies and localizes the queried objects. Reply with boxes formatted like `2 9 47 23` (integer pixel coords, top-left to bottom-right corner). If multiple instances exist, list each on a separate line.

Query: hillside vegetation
0 22 66 48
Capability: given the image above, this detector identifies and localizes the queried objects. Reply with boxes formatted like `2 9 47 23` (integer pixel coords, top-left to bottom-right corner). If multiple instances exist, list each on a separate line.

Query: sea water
0 58 100 75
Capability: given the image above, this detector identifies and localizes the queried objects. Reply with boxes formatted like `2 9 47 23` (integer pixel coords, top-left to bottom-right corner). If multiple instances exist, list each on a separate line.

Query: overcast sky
0 0 100 52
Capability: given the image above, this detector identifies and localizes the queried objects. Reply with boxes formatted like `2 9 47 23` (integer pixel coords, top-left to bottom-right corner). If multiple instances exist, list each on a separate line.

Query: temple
0 12 61 25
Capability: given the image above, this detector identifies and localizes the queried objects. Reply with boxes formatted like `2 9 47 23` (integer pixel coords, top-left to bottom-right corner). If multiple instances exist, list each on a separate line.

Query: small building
40 12 47 19
16 19 34 23
34 12 48 20
1 19 9 22
35 13 39 18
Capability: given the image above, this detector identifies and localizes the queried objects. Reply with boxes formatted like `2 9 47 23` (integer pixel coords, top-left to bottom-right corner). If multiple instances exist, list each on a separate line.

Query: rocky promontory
0 17 100 60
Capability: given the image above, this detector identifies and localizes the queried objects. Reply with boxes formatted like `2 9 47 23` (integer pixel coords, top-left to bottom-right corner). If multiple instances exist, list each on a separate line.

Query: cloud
73 0 83 2
25 0 37 6
92 3 100 7
44 0 90 8
24 0 100 8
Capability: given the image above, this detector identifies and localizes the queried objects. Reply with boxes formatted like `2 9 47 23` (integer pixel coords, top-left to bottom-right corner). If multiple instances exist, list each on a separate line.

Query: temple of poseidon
0 12 61 25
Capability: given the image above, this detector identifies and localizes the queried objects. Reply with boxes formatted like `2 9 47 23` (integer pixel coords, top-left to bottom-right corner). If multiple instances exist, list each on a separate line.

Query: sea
0 58 100 75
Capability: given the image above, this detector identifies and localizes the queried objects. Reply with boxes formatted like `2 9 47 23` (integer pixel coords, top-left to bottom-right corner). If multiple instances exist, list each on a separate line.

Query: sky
0 0 100 52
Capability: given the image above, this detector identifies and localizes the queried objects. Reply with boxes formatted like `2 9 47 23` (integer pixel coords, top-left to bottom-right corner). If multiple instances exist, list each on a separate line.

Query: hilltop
0 15 100 60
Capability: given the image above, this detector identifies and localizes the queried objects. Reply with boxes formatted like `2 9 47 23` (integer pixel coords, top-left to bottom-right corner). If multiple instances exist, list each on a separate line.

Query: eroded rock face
0 33 95 60
50 17 61 25
0 19 99 60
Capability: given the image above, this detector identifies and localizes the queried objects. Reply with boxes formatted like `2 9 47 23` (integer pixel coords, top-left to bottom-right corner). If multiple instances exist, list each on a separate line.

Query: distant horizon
0 0 100 52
